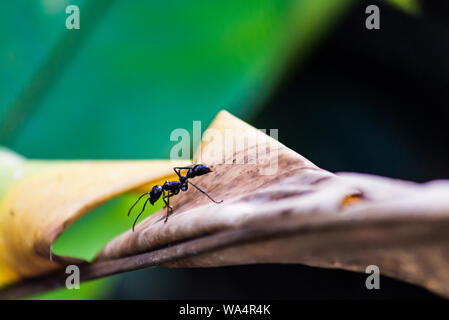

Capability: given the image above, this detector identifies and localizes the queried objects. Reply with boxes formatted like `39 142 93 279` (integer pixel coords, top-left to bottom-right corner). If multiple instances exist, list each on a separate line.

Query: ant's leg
173 168 182 179
173 166 194 179
163 192 175 223
132 197 151 232
165 195 170 223
162 191 173 210
173 168 183 179
127 192 149 216
163 193 174 210
188 181 223 204
162 190 167 208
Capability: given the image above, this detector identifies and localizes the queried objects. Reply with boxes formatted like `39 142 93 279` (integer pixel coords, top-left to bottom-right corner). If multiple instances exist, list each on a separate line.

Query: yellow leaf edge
0 158 190 287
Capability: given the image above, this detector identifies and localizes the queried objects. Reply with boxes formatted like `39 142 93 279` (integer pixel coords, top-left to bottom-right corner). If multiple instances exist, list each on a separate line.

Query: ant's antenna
127 192 149 216
188 181 223 204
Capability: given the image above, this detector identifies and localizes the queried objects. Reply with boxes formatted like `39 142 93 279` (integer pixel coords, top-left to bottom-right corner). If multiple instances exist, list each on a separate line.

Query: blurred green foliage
1 0 352 159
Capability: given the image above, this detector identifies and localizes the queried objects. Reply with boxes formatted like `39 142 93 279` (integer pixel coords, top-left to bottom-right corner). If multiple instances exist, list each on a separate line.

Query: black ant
127 164 223 231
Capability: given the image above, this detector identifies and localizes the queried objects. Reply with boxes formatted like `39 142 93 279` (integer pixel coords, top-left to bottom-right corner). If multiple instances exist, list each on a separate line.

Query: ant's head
149 185 163 205
190 164 212 178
